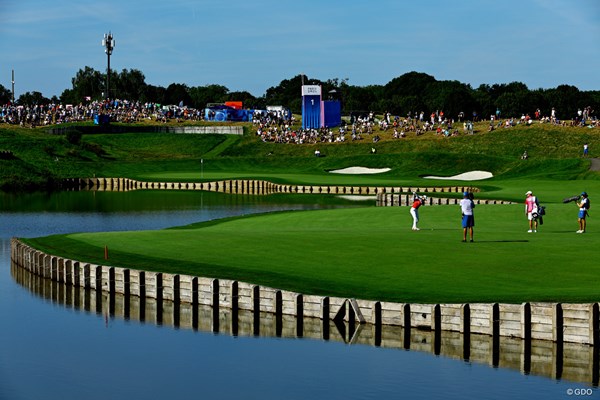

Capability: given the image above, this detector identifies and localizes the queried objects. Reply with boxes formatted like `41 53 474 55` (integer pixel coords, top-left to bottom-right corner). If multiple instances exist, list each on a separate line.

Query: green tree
587 91 600 120
322 77 349 112
493 82 529 118
142 84 167 104
113 69 147 100
224 91 257 108
17 91 49 105
59 88 77 104
164 83 192 106
392 95 426 117
0 84 12 104
424 81 476 120
188 84 229 109
381 72 440 116
504 81 529 94
70 66 104 102
342 84 380 114
46 67 600 120
527 89 549 116
264 75 308 113
543 85 581 120
495 91 531 118
473 85 494 119
384 71 436 99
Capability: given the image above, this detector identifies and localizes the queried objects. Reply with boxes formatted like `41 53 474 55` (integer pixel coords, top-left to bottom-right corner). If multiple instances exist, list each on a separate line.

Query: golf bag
532 205 546 225
563 195 580 204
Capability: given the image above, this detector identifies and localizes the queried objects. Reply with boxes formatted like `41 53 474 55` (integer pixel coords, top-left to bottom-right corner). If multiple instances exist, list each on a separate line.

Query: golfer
410 194 425 230
460 192 475 242
525 190 539 232
577 192 590 233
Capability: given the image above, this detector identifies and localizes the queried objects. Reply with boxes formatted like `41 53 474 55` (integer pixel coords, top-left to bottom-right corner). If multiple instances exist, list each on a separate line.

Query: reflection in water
12 262 598 387
0 189 366 214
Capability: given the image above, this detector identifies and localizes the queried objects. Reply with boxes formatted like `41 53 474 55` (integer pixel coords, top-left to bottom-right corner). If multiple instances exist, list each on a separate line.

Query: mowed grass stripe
25 204 600 304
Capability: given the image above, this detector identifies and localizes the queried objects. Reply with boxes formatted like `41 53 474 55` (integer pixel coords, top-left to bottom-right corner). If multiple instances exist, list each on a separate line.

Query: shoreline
11 238 599 346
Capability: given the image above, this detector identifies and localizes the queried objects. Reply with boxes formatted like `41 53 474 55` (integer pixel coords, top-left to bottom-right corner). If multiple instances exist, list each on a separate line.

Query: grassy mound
0 121 598 189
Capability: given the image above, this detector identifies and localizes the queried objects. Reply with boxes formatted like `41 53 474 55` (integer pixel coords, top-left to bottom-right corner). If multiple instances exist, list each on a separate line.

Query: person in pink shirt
525 190 539 232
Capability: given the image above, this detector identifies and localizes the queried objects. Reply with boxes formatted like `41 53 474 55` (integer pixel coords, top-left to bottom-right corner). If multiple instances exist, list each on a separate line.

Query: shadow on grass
549 230 593 234
469 240 530 243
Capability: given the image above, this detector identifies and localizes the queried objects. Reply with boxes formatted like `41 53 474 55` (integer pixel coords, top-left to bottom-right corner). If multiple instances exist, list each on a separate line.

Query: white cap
526 191 532 195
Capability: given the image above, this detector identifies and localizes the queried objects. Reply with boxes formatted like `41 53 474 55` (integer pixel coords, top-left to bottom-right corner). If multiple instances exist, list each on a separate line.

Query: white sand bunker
423 170 493 181
330 166 391 174
337 195 378 201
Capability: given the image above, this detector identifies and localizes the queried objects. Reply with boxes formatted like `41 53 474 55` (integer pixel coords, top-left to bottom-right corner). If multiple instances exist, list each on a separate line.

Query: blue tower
301 85 322 129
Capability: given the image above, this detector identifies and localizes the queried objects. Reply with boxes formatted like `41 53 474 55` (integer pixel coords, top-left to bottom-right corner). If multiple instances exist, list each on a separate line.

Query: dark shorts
462 215 475 228
579 210 587 219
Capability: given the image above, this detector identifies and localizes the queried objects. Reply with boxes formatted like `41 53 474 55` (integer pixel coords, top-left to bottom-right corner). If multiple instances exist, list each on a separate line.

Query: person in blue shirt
460 192 475 242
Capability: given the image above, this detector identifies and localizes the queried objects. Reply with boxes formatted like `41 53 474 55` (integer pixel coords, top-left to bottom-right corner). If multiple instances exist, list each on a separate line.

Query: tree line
1 68 599 121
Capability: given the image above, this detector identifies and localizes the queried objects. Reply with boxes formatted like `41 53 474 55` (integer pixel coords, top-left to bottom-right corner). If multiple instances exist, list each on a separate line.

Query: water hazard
12 264 600 387
0 190 597 399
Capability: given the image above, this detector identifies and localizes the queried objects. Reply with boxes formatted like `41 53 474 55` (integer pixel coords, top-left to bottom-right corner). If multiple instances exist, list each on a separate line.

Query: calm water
0 191 594 400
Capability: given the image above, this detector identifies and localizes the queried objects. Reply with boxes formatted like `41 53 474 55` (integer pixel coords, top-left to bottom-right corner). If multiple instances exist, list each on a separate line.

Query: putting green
26 202 600 304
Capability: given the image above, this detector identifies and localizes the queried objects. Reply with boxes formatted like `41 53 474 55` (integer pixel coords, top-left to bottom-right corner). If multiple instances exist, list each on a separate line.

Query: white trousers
410 207 419 228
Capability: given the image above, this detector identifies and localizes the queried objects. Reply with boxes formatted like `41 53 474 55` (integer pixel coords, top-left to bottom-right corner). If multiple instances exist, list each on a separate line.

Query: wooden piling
9 238 600 345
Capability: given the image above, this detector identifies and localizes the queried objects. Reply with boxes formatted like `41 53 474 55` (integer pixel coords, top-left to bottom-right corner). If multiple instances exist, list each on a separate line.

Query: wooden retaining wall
12 262 600 386
11 239 599 345
62 177 478 197
376 193 515 206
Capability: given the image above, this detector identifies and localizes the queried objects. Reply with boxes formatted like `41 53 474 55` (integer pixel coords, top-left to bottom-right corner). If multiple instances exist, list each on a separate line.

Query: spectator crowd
255 107 598 145
2 99 598 145
0 99 204 127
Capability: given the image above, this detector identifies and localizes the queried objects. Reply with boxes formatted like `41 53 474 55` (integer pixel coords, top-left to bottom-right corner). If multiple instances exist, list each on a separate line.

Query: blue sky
1 0 599 99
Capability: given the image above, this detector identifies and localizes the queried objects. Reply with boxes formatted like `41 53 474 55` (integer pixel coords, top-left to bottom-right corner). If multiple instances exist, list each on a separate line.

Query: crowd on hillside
485 106 599 132
0 100 204 127
255 107 599 144
255 112 466 144
2 99 598 142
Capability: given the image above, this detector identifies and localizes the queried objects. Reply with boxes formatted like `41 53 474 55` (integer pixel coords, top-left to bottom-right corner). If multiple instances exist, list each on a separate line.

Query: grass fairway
25 203 600 304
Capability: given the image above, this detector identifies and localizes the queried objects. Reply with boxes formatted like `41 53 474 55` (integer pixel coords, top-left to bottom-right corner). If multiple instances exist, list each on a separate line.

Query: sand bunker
328 166 491 180
423 171 493 181
329 167 391 174
337 195 378 201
